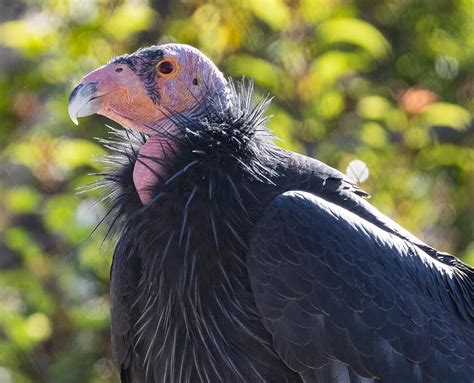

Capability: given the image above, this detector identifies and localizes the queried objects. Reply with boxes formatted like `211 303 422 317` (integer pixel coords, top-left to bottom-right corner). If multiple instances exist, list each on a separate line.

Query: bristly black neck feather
88 80 300 382
91 80 281 243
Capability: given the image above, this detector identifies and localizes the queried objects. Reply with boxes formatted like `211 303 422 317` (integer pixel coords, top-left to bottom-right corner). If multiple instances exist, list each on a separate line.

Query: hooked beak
68 62 126 126
68 62 163 133
68 82 102 125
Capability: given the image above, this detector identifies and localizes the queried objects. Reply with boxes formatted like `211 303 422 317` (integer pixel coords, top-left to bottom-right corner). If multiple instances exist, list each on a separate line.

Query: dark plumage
69 44 474 383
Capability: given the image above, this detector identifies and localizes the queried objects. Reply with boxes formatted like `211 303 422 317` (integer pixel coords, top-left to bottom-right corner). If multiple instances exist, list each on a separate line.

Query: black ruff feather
88 80 302 382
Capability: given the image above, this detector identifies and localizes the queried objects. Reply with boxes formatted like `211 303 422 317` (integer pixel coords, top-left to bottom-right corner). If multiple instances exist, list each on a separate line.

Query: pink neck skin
133 135 175 205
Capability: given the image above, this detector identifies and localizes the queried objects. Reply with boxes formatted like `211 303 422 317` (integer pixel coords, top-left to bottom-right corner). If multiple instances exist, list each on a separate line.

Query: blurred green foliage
0 0 472 381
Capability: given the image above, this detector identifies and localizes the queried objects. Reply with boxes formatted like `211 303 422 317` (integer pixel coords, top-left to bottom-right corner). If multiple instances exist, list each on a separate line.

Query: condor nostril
115 67 123 73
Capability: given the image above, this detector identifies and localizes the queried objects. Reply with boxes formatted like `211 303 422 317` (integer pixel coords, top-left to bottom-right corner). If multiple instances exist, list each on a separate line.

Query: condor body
68 44 474 383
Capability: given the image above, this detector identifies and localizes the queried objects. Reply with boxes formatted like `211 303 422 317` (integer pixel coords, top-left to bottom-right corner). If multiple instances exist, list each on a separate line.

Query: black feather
85 79 474 383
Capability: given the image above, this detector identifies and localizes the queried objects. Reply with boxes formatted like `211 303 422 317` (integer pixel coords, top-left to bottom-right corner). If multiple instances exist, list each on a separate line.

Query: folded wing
248 191 474 383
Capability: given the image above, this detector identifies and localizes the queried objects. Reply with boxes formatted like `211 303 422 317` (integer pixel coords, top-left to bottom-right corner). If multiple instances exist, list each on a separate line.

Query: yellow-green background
0 1 472 382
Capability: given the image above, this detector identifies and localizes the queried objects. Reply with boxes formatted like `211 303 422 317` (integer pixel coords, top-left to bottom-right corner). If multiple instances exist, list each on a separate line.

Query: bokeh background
0 0 472 382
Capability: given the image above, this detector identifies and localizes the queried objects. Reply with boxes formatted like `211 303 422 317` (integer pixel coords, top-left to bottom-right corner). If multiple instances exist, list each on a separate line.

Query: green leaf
418 144 474 170
318 18 391 59
5 187 41 214
357 96 393 120
360 122 387 148
55 139 105 171
268 105 302 152
314 89 345 119
0 18 56 56
43 194 91 244
422 102 471 129
463 242 474 267
244 0 291 30
226 55 283 92
309 51 370 86
103 4 155 40
24 313 52 343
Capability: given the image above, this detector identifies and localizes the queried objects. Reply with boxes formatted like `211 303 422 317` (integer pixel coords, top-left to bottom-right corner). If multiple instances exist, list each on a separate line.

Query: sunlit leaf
318 18 391 59
268 105 302 152
299 0 338 23
0 15 58 56
418 144 474 171
297 119 327 142
226 55 283 92
346 159 370 183
463 243 474 267
43 194 90 244
5 187 41 214
360 122 387 148
404 125 430 149
244 0 290 30
5 140 41 170
314 89 345 119
79 238 112 281
70 298 110 329
103 4 155 40
357 96 392 120
4 227 41 259
422 102 471 129
55 139 105 171
24 313 52 342
309 51 370 87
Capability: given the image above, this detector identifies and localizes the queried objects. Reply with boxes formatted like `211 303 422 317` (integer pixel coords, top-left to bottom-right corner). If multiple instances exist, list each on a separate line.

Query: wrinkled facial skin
75 63 161 133
68 44 230 205
68 44 227 135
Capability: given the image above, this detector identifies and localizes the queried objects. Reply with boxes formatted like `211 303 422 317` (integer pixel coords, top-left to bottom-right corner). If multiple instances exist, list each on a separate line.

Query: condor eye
157 60 176 76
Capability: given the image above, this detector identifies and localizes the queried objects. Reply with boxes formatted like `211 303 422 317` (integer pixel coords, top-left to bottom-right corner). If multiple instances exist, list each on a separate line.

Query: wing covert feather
247 191 474 383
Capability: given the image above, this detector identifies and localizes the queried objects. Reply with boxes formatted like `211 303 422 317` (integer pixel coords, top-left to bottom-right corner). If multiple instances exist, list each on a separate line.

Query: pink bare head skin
68 44 230 204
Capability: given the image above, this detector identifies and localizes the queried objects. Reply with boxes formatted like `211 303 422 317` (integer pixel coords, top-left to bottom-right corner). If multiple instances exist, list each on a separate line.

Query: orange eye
157 59 177 77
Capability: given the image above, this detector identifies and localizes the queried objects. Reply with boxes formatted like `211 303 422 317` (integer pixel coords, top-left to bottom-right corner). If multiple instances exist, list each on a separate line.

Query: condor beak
68 62 161 133
68 82 102 125
68 62 126 125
